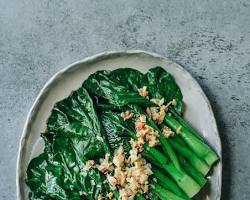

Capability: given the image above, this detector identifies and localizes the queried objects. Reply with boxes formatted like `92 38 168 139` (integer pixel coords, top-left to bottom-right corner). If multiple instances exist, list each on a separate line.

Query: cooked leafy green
109 67 183 113
26 87 111 200
26 66 219 200
100 111 132 154
83 70 155 107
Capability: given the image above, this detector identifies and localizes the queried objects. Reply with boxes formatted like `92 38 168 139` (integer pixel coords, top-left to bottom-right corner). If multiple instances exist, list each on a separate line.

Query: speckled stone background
0 0 249 199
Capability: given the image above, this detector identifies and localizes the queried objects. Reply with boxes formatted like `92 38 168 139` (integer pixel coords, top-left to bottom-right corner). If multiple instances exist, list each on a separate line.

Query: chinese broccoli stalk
164 113 219 166
85 68 218 167
99 110 201 198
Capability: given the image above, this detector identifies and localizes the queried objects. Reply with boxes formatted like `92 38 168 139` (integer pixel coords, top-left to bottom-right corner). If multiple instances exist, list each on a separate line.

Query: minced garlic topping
120 110 134 121
100 145 153 200
84 160 95 171
138 86 148 97
107 192 114 200
166 99 177 108
146 106 166 124
146 98 177 124
162 126 174 138
150 98 165 106
98 195 105 200
98 154 113 174
135 115 159 147
113 146 126 167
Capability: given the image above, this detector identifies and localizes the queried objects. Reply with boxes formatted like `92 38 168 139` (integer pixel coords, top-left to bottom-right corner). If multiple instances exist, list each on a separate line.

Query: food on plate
26 67 219 200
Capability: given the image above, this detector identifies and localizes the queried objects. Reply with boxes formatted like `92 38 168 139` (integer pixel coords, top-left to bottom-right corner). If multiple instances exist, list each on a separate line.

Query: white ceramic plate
16 50 222 200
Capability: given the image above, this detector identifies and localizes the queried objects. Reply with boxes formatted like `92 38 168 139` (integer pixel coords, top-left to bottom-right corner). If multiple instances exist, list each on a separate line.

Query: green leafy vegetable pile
26 67 219 200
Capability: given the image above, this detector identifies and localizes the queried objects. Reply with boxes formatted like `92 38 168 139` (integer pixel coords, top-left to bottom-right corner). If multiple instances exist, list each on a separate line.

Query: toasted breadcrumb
121 111 134 121
138 86 148 97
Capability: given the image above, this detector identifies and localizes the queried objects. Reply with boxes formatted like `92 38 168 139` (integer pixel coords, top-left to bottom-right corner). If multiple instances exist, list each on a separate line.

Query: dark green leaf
109 67 183 113
27 87 111 200
100 111 133 154
83 70 154 107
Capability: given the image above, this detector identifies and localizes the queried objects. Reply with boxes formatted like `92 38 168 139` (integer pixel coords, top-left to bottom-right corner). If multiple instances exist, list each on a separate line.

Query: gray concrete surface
0 0 249 199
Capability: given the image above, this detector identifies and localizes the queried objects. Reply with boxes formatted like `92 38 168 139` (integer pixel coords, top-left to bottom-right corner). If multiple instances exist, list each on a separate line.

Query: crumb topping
84 160 95 171
138 86 148 97
98 154 113 174
121 110 134 121
98 195 105 200
107 192 114 200
113 146 126 167
100 145 153 200
162 126 174 138
146 98 177 124
135 115 159 147
150 98 165 106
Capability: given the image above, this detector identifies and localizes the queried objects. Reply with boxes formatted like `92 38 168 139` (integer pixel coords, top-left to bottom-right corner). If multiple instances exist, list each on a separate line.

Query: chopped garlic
172 99 177 106
107 192 114 200
130 139 144 153
135 115 159 148
150 98 165 106
98 153 113 174
113 146 125 167
84 160 95 171
138 86 148 97
162 126 174 138
98 195 105 200
105 146 153 200
79 191 87 196
121 110 134 121
146 105 166 124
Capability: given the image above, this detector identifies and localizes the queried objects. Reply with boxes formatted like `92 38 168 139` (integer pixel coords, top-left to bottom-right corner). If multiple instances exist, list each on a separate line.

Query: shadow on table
200 84 232 200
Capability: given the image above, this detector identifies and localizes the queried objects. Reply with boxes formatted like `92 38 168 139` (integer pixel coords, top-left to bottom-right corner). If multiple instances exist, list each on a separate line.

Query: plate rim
16 50 222 199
